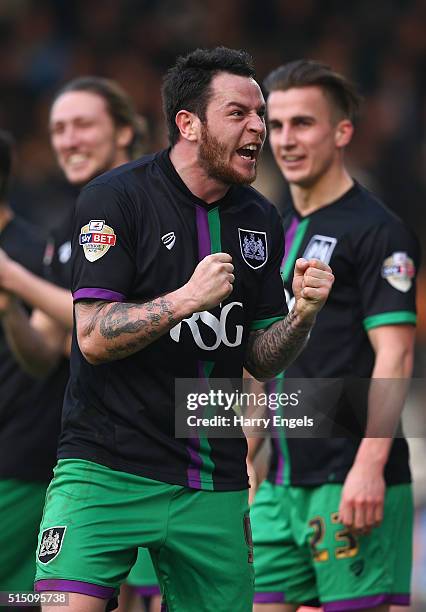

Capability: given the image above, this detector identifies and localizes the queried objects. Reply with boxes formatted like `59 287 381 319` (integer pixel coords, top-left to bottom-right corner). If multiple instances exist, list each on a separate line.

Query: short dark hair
264 60 361 123
0 130 14 201
162 46 256 146
51 76 146 157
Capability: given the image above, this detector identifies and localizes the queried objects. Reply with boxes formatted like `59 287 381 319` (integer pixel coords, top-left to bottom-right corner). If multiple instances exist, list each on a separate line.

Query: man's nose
248 114 266 137
59 126 79 149
279 124 296 148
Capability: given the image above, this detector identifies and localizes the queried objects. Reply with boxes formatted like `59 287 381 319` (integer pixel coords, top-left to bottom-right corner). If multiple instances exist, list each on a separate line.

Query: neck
112 151 131 170
169 142 229 204
290 165 353 216
0 202 13 233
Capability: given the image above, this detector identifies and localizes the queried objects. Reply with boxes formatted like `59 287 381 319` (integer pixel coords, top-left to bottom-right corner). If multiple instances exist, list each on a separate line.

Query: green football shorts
35 459 254 611
126 547 160 597
251 480 412 611
0 478 48 593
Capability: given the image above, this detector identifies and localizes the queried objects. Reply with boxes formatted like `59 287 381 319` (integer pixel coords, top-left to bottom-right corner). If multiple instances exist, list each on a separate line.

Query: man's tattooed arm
75 294 189 364
244 309 313 379
74 252 238 365
245 257 335 378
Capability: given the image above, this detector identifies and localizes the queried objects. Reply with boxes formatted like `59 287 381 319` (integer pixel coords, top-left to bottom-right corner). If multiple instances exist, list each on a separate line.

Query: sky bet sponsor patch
381 251 415 292
79 219 116 262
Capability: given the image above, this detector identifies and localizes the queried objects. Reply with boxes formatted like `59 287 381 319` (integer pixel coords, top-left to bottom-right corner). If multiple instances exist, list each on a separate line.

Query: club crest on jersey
238 229 268 269
79 220 116 262
302 234 337 264
38 526 67 564
382 251 415 292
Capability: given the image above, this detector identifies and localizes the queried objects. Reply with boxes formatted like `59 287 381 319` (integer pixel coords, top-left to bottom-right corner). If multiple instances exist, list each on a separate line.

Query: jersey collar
155 148 235 211
285 181 361 220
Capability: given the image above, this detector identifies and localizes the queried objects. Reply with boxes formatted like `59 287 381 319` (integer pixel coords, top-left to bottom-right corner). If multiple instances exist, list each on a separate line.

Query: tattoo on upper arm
76 297 178 351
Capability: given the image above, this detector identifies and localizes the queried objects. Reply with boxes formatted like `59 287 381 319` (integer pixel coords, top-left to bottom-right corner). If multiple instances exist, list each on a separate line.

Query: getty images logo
161 232 176 250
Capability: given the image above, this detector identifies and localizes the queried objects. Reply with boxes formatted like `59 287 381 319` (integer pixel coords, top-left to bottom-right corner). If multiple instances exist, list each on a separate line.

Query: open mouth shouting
237 143 261 163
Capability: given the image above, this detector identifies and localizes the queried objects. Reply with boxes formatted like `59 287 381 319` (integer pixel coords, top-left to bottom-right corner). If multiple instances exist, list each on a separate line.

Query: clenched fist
184 253 234 312
292 258 334 325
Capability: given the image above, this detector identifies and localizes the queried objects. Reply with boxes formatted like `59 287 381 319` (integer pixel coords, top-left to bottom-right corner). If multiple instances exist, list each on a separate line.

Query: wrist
354 438 391 471
172 284 200 319
289 304 316 331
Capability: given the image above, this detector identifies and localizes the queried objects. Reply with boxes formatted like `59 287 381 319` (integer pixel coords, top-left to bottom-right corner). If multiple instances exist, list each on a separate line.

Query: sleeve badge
79 220 116 262
381 251 415 292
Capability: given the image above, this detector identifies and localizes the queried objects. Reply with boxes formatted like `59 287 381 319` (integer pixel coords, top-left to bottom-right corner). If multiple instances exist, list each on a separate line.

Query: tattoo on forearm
244 309 312 378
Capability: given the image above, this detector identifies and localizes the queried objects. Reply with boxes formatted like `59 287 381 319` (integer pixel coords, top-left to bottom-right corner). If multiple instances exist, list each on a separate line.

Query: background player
34 46 333 612
250 60 419 612
0 76 146 353
0 80 160 611
0 130 70 610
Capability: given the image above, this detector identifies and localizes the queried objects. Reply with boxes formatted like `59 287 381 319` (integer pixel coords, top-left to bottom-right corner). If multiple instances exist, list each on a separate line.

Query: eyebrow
50 115 95 126
267 114 315 124
224 101 266 113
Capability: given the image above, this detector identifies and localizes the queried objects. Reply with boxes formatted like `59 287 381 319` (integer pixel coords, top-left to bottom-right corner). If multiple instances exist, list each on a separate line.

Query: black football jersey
0 217 68 482
59 149 287 491
268 182 419 486
43 207 73 290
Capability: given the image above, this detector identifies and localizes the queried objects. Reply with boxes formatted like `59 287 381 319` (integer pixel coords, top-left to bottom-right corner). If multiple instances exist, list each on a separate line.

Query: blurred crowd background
0 0 425 607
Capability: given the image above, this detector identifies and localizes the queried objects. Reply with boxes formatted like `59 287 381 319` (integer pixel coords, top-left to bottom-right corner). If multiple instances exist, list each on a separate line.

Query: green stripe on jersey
282 218 310 282
275 376 292 485
363 311 416 331
203 361 215 378
196 360 216 491
198 207 221 491
207 207 221 253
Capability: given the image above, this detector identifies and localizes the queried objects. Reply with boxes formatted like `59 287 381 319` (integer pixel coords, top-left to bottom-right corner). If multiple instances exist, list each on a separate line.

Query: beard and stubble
197 123 257 186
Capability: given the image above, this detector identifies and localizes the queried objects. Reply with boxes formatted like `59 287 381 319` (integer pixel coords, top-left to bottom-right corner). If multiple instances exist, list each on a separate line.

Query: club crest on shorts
79 220 117 262
381 251 415 292
238 228 268 269
38 526 67 564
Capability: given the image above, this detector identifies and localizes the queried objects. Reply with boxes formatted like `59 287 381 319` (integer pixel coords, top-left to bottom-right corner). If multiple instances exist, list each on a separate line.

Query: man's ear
334 119 354 149
116 125 133 149
175 110 200 142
